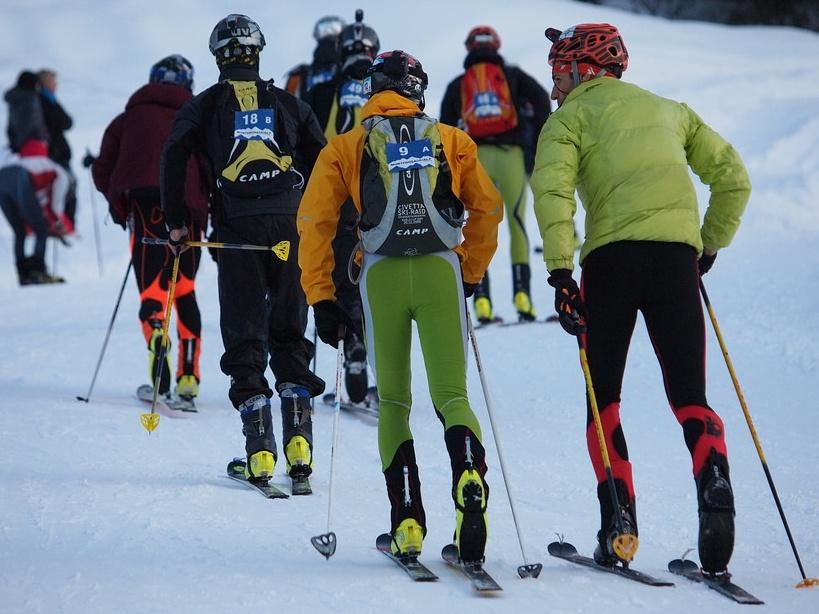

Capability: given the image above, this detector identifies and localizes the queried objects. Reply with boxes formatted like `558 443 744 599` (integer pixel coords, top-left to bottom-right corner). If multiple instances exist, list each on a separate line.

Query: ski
225 458 289 499
136 384 197 413
290 475 312 496
375 533 438 581
668 558 763 605
474 316 505 329
547 541 674 587
498 315 559 327
321 391 379 417
475 315 558 329
441 544 502 591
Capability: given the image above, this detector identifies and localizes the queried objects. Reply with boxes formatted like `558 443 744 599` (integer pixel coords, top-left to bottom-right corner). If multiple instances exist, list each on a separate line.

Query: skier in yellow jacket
298 50 503 563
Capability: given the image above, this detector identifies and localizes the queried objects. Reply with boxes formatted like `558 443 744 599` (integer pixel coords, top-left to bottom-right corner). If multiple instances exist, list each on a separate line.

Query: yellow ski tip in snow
272 240 290 261
140 412 160 433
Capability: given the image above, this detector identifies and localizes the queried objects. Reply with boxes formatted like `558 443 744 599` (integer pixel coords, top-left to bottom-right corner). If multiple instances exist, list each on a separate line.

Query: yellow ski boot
474 297 493 324
514 291 536 322
391 518 424 556
285 435 313 477
245 450 276 482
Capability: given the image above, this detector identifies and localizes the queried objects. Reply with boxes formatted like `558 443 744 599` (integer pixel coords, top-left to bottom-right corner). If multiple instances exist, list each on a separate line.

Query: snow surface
1 1 818 612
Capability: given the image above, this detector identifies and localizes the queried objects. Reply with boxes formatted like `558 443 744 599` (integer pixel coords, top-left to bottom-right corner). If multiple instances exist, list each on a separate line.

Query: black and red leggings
129 197 202 381
580 241 727 501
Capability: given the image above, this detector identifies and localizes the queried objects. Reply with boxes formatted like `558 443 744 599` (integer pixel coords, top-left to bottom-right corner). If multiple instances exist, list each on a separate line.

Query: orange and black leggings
129 195 202 382
579 241 727 505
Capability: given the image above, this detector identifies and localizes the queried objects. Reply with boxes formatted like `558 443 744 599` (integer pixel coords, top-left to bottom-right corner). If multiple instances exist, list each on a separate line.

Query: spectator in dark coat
38 69 78 229
4 71 48 153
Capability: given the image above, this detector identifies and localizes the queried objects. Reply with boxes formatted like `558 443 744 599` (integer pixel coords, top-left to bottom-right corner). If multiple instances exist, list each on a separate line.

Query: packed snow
1 1 817 612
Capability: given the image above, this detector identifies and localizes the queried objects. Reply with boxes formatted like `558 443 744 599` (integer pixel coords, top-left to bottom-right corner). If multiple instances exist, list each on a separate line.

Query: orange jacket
297 90 503 305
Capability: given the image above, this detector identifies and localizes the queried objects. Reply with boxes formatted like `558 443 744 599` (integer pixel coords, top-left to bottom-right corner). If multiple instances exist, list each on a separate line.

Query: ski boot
239 394 277 483
473 274 495 324
280 385 313 479
19 256 65 285
344 332 368 404
147 320 172 394
391 518 424 556
384 441 427 556
593 479 638 566
446 428 489 563
697 450 735 575
454 467 489 563
512 263 536 321
175 338 200 405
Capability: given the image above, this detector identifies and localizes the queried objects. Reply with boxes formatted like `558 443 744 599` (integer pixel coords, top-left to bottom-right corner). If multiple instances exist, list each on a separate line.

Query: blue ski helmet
149 55 194 90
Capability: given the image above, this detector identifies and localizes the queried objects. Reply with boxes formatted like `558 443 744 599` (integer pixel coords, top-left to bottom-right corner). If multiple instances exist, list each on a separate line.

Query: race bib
339 79 367 108
234 109 275 141
473 92 502 118
385 139 435 172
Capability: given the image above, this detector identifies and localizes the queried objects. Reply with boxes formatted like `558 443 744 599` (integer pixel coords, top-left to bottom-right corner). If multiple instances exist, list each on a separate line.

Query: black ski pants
580 241 727 508
216 214 325 407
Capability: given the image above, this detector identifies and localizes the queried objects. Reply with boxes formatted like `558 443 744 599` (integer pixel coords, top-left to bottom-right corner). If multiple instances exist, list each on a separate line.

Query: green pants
359 250 483 470
477 144 530 265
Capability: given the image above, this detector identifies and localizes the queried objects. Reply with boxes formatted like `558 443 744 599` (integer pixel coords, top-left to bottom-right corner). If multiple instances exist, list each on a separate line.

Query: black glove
313 300 355 348
463 281 478 298
698 250 717 276
548 269 587 336
82 150 96 169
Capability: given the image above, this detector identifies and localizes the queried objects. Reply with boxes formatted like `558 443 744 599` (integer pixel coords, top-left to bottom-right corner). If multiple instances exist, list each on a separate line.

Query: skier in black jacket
440 26 551 325
300 9 380 404
160 14 326 490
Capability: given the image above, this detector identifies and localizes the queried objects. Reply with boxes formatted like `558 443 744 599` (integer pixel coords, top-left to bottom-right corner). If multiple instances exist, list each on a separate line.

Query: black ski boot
383 441 426 555
697 450 735 575
20 255 65 285
593 479 638 567
279 384 313 479
445 426 489 563
344 333 368 404
239 394 277 483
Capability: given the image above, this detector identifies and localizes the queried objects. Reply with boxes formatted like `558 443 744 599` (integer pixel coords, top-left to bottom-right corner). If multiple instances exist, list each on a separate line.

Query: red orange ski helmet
465 25 501 52
545 23 628 77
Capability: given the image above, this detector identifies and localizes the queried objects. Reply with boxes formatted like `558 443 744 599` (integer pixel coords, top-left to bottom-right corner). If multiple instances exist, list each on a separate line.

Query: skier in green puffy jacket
532 23 751 577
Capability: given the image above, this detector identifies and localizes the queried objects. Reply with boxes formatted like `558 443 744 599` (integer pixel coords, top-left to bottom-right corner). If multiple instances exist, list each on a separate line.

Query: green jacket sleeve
530 114 579 272
683 104 751 251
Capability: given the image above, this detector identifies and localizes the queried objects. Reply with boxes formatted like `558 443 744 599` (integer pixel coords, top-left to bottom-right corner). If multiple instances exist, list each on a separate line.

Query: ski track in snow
1 2 818 612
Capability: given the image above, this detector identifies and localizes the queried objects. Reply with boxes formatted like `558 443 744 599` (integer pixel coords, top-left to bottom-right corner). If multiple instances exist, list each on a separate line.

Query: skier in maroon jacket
91 55 210 406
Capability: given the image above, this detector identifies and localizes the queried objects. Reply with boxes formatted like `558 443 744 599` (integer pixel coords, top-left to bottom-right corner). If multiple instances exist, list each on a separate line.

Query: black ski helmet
339 9 380 71
149 55 194 90
209 14 266 67
364 50 428 109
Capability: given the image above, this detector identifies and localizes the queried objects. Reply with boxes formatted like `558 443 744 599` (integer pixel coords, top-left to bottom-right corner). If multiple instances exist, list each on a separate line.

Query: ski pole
310 324 318 414
140 254 180 434
311 326 346 559
141 237 290 261
76 261 132 403
85 162 104 277
700 280 817 588
576 333 639 564
467 317 542 578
